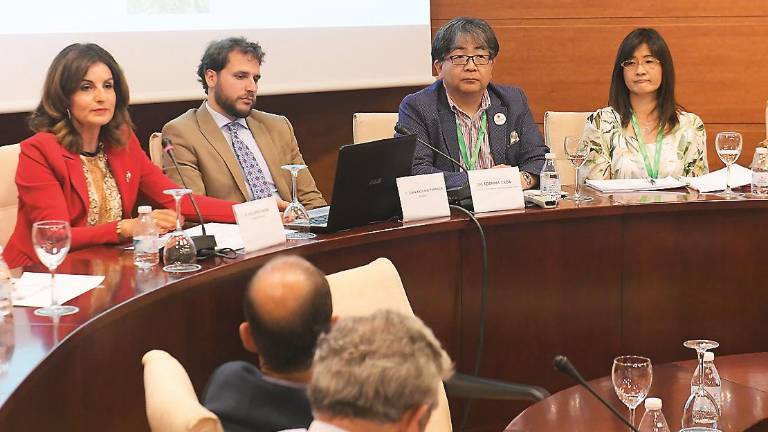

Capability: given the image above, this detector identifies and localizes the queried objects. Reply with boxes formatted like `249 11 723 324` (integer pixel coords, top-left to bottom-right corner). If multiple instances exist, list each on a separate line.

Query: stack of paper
586 176 687 193
680 165 752 193
12 273 104 307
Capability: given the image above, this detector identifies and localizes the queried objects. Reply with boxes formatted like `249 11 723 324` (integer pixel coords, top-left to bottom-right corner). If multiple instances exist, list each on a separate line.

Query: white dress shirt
205 102 278 197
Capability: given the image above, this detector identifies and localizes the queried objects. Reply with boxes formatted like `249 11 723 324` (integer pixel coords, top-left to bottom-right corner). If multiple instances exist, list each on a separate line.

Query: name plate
468 167 524 213
396 173 450 222
232 197 286 252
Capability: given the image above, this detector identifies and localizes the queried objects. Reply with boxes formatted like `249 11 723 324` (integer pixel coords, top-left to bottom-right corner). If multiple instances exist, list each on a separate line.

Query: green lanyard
456 111 487 170
630 112 664 179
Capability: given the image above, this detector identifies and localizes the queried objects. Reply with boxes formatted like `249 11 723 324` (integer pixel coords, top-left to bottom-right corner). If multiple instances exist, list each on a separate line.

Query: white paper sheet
586 176 687 193
12 273 105 307
681 165 752 193
183 223 245 251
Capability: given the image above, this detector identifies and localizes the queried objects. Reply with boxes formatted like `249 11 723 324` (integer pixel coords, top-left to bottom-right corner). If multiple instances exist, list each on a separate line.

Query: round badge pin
493 113 506 125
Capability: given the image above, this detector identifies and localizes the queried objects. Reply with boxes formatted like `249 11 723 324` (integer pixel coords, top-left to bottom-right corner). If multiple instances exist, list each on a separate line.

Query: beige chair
142 350 223 432
543 111 590 186
352 113 398 144
0 144 21 247
148 132 164 170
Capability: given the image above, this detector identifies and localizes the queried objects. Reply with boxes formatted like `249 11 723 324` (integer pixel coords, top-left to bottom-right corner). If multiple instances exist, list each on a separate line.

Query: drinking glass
32 220 78 316
281 164 316 240
612 355 653 430
563 136 593 202
162 189 201 273
681 339 721 429
715 132 743 198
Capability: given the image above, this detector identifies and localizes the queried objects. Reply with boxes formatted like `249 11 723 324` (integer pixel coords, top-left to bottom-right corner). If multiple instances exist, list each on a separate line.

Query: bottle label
753 171 768 187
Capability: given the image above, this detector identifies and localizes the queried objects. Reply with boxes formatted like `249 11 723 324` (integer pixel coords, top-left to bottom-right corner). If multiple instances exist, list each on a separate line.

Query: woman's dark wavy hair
609 28 680 131
28 43 134 153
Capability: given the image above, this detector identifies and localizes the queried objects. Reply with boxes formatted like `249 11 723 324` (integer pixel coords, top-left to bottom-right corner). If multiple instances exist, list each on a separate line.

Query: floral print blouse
580 107 709 180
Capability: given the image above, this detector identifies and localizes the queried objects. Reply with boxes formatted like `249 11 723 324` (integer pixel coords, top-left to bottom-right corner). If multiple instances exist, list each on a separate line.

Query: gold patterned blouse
80 147 123 226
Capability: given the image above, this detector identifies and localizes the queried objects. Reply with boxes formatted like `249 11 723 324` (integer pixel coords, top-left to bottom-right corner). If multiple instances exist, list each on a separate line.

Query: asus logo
368 178 383 185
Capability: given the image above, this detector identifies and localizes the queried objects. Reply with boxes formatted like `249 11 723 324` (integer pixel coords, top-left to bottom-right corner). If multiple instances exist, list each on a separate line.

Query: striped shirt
446 89 493 170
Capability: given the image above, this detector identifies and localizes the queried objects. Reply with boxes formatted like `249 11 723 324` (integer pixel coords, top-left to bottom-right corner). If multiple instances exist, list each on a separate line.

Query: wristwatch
520 171 533 189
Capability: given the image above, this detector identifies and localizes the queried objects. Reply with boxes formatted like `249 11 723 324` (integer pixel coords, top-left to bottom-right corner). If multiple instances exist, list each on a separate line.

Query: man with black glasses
398 17 547 190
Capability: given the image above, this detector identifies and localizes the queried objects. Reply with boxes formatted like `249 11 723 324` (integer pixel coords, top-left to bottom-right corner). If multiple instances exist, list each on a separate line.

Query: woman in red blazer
3 43 237 268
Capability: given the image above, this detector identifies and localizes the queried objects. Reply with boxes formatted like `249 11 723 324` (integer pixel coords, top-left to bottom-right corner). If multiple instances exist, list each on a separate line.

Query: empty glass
612 355 653 430
281 164 316 240
715 132 743 198
162 189 201 273
681 340 721 430
32 220 78 317
563 136 592 202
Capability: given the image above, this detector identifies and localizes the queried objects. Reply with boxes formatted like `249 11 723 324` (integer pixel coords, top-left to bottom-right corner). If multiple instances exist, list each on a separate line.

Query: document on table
178 223 296 252
12 273 105 307
680 164 752 193
586 176 687 193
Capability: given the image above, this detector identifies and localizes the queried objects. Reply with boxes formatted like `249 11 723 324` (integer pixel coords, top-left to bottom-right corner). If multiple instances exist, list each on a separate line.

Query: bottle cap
138 205 152 214
704 352 714 362
756 147 767 154
644 397 662 410
545 152 555 160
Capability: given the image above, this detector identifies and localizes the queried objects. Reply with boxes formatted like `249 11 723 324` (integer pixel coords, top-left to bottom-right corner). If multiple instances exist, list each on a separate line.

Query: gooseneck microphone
162 138 217 258
553 356 639 432
394 123 466 172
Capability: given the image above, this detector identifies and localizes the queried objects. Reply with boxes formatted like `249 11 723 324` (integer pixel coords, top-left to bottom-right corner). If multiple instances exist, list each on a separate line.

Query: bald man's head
243 255 332 374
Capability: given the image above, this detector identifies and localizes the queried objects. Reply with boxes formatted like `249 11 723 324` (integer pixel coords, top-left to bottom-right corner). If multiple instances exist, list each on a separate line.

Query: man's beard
214 86 254 119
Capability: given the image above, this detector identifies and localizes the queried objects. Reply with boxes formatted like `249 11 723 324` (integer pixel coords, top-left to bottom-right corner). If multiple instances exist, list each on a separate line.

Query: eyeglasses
446 54 492 66
620 57 661 70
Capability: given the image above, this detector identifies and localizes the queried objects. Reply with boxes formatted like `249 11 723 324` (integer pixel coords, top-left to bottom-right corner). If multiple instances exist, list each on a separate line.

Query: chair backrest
0 144 21 247
149 132 164 170
326 257 453 432
543 111 590 186
142 350 224 432
352 113 398 144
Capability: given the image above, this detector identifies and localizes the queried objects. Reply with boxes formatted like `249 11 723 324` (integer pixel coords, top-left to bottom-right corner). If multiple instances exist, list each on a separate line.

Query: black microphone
394 123 472 207
162 138 217 258
394 123 466 172
553 355 639 432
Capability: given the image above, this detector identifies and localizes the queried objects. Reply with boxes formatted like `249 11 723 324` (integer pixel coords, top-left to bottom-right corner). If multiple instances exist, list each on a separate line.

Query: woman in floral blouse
581 28 708 180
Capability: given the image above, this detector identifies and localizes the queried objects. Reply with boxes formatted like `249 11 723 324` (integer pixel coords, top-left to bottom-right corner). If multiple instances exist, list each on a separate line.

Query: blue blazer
398 80 547 189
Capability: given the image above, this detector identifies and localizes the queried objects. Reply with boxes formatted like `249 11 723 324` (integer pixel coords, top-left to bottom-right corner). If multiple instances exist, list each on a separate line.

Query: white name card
396 173 450 222
468 167 525 213
232 197 286 252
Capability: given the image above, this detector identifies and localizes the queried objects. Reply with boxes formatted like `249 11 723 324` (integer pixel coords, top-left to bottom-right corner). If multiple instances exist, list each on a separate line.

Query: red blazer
3 130 237 268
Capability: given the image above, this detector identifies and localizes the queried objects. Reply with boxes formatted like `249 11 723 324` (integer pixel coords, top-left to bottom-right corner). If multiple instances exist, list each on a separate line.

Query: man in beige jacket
162 37 326 209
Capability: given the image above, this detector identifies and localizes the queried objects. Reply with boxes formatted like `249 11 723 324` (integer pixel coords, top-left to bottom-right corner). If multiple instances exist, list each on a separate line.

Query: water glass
32 220 78 317
612 355 653 430
715 132 743 198
162 189 201 273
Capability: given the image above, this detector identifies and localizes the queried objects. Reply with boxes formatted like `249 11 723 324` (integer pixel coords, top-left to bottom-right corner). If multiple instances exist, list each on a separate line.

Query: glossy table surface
1 185 767 431
506 352 768 432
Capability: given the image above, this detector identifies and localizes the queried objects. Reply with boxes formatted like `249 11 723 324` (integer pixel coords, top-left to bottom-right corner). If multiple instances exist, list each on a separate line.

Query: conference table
506 352 768 431
0 185 767 431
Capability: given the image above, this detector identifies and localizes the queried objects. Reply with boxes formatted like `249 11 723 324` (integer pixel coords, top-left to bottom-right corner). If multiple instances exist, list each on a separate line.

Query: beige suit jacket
161 102 326 209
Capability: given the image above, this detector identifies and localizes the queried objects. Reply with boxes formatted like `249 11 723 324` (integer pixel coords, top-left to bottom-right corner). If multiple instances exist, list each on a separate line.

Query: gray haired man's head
308 310 453 427
431 17 500 63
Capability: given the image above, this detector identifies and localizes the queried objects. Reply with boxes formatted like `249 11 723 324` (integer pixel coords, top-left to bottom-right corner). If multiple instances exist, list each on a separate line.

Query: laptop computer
287 134 417 234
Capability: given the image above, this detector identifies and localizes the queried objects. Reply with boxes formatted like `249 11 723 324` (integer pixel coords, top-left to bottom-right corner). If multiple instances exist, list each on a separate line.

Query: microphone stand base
191 235 217 259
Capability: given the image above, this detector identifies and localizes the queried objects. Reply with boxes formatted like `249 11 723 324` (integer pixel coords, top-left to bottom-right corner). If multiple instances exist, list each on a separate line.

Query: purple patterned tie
227 122 272 200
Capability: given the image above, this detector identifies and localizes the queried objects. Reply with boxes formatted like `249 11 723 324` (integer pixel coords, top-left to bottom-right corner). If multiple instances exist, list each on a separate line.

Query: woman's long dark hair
28 43 134 153
609 28 680 131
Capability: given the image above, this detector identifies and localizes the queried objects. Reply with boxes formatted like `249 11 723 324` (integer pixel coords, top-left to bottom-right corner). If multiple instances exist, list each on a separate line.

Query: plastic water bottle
691 352 722 409
638 398 670 432
133 206 159 269
539 152 560 199
0 248 11 317
751 147 768 196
